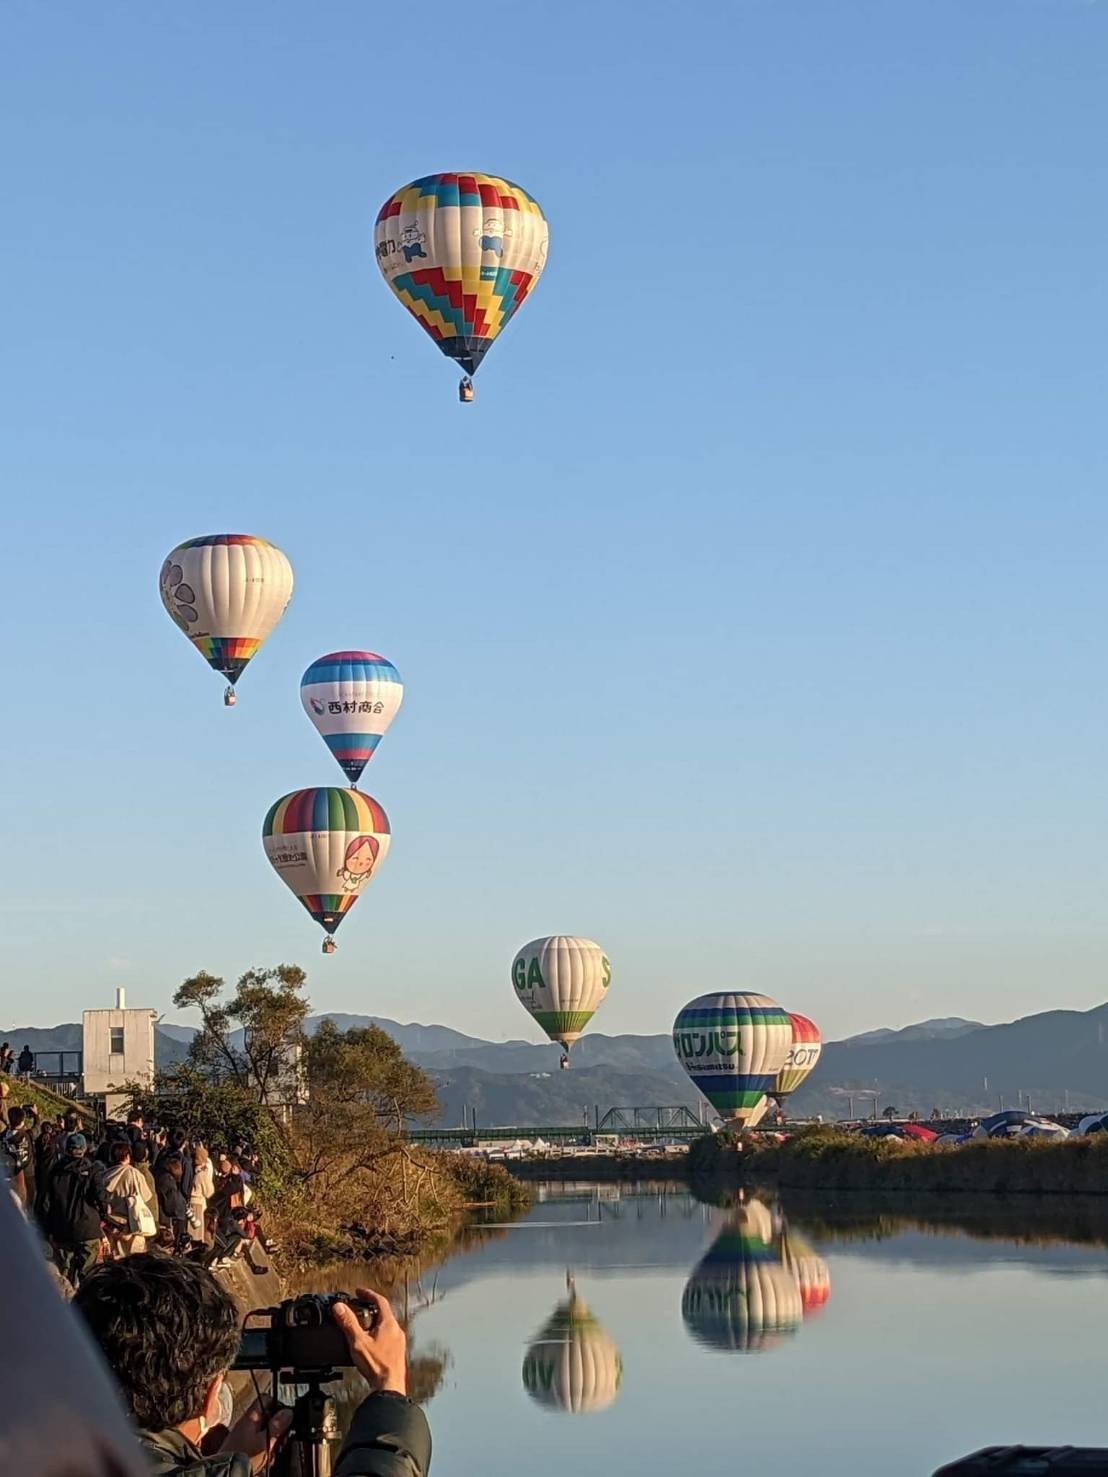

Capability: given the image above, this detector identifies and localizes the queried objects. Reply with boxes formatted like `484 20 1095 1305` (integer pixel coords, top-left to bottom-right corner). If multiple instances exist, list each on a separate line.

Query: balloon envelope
773 1012 822 1100
682 1204 802 1353
522 1289 622 1414
300 651 403 784
673 993 792 1126
375 173 549 377
511 937 611 1051
159 534 293 691
262 788 390 940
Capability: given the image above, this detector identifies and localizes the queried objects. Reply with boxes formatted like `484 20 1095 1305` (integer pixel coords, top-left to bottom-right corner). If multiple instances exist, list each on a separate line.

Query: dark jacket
41 1154 107 1243
335 1392 432 1477
137 1395 429 1477
139 1428 247 1476
155 1167 189 1224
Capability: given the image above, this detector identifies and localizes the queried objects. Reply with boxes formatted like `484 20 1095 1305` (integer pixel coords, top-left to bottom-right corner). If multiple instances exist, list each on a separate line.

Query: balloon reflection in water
682 1200 809 1353
781 1228 832 1316
522 1279 622 1414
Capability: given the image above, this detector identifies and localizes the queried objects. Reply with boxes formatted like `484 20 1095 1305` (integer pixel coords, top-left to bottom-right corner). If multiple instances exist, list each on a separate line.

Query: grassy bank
689 1125 1108 1195
1 1072 96 1127
270 1150 532 1265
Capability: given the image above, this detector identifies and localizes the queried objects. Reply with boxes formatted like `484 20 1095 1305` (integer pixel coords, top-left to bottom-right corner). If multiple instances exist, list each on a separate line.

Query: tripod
272 1372 339 1477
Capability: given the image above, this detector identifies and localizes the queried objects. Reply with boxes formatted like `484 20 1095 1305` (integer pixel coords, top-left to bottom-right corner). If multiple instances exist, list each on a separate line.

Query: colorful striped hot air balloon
159 534 293 706
772 1012 823 1112
262 787 390 953
522 1281 622 1415
511 937 611 1067
375 172 549 400
673 992 792 1128
300 652 403 785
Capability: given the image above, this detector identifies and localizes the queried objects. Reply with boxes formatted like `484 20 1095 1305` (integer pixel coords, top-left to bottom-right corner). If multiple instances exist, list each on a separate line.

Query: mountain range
6 1006 1107 1125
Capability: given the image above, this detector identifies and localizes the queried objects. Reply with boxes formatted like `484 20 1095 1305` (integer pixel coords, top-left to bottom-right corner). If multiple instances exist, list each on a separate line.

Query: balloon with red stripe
772 1012 822 1107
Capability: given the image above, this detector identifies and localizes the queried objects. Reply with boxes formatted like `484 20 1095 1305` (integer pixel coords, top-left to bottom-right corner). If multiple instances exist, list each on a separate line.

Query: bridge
406 1105 708 1148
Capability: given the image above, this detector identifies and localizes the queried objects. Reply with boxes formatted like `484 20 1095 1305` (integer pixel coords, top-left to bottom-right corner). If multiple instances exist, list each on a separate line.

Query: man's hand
218 1394 293 1475
333 1287 408 1396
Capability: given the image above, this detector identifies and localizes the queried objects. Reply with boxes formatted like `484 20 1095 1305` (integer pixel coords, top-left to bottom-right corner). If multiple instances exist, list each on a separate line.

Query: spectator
33 1121 59 1218
19 1103 40 1205
155 1151 190 1250
17 1044 34 1078
188 1141 215 1246
39 1132 108 1287
74 1255 431 1477
104 1140 152 1257
125 1108 146 1150
2 1104 34 1207
132 1139 158 1219
0 1040 13 1074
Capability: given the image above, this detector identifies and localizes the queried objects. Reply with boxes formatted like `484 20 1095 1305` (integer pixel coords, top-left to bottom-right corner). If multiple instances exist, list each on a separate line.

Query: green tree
174 964 310 1108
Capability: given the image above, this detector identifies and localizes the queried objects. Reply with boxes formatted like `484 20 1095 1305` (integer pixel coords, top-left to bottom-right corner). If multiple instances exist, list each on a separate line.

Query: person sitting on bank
73 1254 432 1477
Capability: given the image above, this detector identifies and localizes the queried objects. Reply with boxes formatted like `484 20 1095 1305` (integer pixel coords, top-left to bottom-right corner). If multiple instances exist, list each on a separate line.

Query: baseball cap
65 1133 88 1155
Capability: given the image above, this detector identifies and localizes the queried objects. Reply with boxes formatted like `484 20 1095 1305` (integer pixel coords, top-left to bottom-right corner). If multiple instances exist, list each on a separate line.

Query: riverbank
269 1151 532 1265
689 1125 1108 1195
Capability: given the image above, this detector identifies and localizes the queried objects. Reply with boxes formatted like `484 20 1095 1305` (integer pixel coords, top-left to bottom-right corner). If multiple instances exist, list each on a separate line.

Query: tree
882 1105 898 1121
144 965 446 1250
174 965 309 1110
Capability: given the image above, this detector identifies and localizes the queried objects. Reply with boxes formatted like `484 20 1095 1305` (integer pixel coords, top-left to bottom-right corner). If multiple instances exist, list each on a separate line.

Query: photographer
73 1254 431 1477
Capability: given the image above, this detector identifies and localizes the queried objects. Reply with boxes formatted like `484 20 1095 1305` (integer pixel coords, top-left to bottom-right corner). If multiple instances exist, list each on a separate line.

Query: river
293 1181 1108 1475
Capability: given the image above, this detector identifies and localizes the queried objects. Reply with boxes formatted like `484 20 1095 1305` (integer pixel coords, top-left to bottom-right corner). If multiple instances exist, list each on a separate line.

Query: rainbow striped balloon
673 992 791 1127
300 651 403 785
262 787 390 950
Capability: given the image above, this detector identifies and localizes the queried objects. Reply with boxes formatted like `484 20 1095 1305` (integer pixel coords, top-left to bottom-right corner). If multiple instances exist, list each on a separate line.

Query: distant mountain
428 1063 705 1130
789 1004 1108 1119
12 1003 1108 1124
844 1017 985 1047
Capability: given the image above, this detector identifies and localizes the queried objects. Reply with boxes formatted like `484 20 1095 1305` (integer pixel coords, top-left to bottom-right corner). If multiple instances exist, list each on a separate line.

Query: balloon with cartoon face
375 172 549 390
263 787 391 952
300 652 404 785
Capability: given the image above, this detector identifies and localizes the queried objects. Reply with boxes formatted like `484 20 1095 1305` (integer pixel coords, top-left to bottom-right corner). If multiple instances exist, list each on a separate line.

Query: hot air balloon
771 1012 822 1116
673 992 792 1128
262 788 390 953
159 535 293 706
522 1279 622 1414
682 1202 803 1353
300 652 403 785
375 172 549 401
511 937 611 1068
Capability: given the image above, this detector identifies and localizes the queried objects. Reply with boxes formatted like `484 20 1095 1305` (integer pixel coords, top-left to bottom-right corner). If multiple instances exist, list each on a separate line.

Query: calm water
303 1183 1108 1476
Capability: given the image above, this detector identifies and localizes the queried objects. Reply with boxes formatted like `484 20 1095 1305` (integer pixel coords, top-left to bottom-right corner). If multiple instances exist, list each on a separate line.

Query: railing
407 1107 710 1149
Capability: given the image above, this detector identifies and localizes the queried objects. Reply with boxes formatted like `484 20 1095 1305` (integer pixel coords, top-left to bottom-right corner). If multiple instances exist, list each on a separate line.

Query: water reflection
521 1275 623 1415
681 1197 805 1352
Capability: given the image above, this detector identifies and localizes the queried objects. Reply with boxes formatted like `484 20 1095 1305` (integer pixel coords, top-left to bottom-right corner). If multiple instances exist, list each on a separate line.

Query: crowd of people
1 1089 432 1475
1 1095 269 1290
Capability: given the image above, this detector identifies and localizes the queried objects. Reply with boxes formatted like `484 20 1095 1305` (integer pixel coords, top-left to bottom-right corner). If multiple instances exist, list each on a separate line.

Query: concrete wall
82 1008 156 1115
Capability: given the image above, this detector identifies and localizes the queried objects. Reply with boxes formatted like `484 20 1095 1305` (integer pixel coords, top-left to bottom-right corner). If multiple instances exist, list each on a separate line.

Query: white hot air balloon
522 1281 622 1415
159 534 294 705
511 936 611 1068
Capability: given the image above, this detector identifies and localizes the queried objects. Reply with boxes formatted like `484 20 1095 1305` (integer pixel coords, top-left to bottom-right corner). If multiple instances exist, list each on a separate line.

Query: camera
234 1293 377 1377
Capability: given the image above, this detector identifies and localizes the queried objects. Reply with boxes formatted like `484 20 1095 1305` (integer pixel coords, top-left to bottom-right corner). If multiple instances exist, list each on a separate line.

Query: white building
82 987 156 1118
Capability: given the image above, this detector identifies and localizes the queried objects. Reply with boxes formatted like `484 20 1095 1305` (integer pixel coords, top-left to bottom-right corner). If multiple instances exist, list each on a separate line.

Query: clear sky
3 0 1107 1043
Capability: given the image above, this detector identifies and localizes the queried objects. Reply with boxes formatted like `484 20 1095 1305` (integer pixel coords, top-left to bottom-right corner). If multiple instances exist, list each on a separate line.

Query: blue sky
2 0 1107 1043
